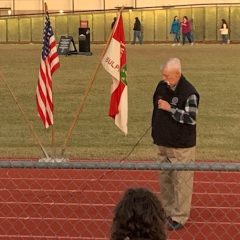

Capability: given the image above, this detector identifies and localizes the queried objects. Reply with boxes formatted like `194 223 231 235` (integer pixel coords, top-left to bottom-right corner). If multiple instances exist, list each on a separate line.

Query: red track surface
0 169 239 239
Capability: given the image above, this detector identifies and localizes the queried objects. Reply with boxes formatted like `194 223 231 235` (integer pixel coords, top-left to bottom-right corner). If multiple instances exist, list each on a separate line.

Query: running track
0 168 239 239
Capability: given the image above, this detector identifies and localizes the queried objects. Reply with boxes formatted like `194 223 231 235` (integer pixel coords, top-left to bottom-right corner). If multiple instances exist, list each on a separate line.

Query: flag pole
0 71 50 159
51 125 56 157
61 6 125 157
44 2 48 13
44 2 56 158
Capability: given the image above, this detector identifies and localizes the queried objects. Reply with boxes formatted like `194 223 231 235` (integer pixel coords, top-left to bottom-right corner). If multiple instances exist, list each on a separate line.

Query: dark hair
183 16 188 21
110 188 167 240
135 17 140 22
173 16 178 21
221 19 228 28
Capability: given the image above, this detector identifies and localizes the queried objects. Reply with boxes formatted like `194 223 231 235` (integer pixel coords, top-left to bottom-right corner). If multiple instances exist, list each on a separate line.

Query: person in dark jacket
151 58 200 231
132 17 142 44
110 187 167 240
111 17 117 29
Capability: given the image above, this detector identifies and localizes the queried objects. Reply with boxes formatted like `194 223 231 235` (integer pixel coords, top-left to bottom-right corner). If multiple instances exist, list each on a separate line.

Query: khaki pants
158 146 195 225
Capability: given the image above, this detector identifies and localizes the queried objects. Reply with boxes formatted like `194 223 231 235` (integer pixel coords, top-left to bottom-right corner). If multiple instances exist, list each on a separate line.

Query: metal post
13 0 15 15
42 0 45 14
72 0 75 13
103 0 106 41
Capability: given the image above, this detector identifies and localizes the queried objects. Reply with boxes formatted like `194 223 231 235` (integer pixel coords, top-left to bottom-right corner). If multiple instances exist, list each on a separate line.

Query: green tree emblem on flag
121 65 127 85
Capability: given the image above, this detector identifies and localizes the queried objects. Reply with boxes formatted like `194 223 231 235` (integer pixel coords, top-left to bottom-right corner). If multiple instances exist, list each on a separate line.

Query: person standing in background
219 19 229 44
170 16 181 46
151 58 200 231
181 16 193 45
111 17 117 29
132 17 143 44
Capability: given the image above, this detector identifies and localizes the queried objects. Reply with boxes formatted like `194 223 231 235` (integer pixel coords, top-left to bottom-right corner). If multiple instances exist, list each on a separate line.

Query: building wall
0 4 240 43
137 0 240 8
0 1 11 8
14 0 41 10
1 0 240 14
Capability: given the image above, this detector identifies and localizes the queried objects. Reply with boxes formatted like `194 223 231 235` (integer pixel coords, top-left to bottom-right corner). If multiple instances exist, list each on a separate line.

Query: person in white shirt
219 19 229 44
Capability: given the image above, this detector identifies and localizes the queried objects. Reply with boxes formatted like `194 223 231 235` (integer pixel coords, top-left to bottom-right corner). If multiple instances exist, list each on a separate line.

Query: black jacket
151 75 199 148
133 19 141 31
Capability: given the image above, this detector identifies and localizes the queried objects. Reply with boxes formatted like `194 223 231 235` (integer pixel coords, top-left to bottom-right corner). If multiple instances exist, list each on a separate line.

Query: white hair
161 58 182 73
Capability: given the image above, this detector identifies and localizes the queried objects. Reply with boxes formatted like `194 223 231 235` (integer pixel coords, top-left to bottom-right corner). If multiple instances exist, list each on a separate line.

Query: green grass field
0 43 239 161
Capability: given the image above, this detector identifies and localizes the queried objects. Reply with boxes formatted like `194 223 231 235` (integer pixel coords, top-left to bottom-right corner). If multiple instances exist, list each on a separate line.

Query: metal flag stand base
78 51 93 56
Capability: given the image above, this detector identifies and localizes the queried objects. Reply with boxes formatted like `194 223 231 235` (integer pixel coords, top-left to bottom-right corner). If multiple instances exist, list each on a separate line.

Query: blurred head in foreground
110 187 167 240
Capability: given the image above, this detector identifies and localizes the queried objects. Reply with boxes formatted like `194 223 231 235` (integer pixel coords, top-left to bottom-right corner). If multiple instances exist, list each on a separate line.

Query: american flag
36 13 60 128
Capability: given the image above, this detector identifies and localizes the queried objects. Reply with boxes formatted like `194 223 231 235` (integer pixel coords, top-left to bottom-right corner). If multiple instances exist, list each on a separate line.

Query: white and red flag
36 13 60 128
101 14 128 135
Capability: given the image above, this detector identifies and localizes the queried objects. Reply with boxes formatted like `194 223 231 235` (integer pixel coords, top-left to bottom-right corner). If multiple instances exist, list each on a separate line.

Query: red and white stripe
36 36 60 128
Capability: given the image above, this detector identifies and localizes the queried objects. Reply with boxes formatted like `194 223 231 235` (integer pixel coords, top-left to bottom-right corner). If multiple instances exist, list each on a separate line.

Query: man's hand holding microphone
158 99 171 112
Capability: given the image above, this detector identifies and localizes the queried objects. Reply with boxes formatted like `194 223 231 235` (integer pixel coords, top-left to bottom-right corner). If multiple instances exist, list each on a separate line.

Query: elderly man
151 58 200 230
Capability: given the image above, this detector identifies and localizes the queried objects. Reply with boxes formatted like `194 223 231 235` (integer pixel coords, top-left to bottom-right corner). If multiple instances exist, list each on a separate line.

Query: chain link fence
0 160 239 239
